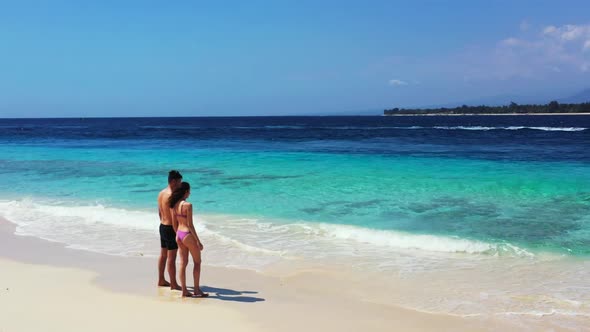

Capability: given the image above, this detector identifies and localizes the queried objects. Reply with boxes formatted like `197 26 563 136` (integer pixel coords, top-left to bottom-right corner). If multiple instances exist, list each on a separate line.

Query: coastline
385 112 590 116
0 216 492 332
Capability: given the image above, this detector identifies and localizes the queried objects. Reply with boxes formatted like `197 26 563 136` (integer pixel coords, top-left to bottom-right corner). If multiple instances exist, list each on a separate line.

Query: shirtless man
157 170 183 289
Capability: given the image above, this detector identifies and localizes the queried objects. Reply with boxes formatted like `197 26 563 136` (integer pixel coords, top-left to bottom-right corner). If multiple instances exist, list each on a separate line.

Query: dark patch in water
218 180 255 188
482 214 582 242
190 168 225 176
551 192 590 205
407 203 432 213
407 197 498 218
300 199 387 216
332 208 353 217
395 196 590 254
431 196 470 206
344 199 387 209
321 200 352 206
224 174 302 181
300 207 324 214
127 183 149 188
130 188 159 193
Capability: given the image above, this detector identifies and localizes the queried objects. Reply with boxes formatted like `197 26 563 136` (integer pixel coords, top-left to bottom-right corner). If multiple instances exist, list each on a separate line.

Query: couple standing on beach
157 170 208 298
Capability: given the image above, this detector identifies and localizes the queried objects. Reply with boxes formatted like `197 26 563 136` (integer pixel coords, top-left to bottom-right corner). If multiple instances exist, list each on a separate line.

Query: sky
1 0 590 117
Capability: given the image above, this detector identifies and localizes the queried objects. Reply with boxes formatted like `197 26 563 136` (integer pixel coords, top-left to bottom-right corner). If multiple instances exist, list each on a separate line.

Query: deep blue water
1 115 589 161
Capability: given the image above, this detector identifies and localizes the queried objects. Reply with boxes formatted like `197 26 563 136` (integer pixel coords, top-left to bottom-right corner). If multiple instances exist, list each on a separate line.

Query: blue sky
1 0 590 117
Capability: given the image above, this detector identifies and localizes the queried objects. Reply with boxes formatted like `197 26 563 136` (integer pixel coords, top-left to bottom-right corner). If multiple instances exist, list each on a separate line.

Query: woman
169 182 208 297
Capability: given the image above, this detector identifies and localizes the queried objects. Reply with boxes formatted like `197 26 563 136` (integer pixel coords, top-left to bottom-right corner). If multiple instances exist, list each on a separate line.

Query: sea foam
276 125 587 131
432 126 587 131
147 125 587 131
0 198 533 263
2 198 589 322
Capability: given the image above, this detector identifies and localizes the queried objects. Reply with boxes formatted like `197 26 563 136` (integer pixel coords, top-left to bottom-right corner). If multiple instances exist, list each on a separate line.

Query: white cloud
371 22 590 93
562 25 589 41
493 23 590 76
388 79 408 86
501 37 522 46
543 25 557 35
541 24 590 42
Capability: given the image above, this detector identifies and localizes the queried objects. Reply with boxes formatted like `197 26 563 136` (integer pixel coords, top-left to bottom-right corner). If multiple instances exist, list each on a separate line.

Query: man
157 170 182 290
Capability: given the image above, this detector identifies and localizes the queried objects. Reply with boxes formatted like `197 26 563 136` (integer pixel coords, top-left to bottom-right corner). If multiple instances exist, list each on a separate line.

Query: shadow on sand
187 286 265 303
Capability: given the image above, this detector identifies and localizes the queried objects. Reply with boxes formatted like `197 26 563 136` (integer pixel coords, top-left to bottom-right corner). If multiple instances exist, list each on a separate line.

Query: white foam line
133 125 587 131
495 310 590 317
0 199 535 259
433 126 587 132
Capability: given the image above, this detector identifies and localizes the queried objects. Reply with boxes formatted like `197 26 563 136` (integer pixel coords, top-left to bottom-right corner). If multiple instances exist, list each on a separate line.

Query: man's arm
157 192 162 221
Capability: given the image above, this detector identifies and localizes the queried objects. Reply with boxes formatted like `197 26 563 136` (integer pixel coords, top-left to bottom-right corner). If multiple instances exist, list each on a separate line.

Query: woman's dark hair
168 182 190 208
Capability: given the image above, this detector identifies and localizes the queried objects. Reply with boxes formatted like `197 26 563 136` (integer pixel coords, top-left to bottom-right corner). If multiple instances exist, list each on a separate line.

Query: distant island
384 101 590 116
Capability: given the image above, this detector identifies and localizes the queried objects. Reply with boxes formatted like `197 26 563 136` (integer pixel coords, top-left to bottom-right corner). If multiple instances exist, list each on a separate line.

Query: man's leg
158 247 170 286
167 249 180 290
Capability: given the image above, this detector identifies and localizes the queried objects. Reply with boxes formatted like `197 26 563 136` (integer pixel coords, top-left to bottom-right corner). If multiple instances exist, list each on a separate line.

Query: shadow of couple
186 285 265 303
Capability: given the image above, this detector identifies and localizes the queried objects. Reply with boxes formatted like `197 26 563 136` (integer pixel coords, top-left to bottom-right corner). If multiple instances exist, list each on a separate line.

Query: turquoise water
1 116 590 258
1 140 589 255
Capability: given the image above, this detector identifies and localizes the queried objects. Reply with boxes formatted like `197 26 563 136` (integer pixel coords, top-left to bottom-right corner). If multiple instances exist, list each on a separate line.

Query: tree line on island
384 101 590 115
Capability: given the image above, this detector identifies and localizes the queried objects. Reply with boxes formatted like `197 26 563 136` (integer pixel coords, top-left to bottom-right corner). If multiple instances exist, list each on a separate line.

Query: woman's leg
178 242 191 297
182 234 206 296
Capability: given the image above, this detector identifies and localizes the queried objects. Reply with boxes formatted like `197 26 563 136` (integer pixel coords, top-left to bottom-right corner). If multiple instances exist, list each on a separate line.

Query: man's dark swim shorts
159 224 178 250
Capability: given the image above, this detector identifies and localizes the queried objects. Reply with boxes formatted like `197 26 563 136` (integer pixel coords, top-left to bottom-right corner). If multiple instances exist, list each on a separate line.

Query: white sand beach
0 217 503 332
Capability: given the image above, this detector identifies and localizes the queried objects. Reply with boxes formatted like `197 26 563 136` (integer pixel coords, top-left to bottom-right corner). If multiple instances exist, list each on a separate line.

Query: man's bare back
158 187 174 226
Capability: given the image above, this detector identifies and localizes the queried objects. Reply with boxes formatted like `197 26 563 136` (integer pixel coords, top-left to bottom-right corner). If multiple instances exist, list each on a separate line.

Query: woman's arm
186 204 203 249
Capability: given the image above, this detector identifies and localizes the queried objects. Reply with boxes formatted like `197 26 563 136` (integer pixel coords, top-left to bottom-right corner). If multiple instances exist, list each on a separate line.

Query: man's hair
168 170 183 183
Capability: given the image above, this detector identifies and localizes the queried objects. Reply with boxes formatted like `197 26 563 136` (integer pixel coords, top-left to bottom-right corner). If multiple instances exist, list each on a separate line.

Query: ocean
1 115 589 320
